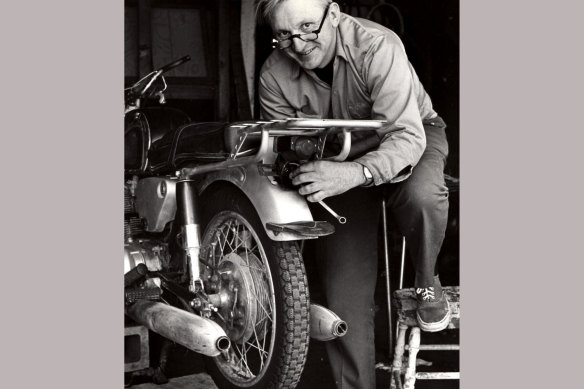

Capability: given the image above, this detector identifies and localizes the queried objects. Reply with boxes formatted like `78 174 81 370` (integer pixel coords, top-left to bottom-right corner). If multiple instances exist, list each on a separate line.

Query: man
256 0 451 387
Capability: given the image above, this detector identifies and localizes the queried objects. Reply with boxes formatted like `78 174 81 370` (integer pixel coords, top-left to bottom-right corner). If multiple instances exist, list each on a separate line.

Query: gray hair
255 0 332 26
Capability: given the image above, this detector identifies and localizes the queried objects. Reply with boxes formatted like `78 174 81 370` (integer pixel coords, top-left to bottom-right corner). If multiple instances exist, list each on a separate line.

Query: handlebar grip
159 55 191 73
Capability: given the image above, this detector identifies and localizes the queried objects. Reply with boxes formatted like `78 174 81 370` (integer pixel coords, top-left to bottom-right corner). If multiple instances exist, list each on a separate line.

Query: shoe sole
416 308 452 332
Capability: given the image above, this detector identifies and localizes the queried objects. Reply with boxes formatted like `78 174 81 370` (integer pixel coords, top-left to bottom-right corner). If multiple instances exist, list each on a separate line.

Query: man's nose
291 37 308 53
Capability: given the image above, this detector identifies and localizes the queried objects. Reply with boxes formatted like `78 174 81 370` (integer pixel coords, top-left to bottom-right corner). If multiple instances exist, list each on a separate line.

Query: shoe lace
416 287 435 301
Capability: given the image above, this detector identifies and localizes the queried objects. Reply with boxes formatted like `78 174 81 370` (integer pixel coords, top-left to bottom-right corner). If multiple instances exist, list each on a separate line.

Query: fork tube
176 180 202 292
381 199 393 357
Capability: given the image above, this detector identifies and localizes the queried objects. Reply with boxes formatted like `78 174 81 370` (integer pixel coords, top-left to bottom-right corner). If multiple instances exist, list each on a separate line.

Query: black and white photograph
4 1 584 389
123 1 458 388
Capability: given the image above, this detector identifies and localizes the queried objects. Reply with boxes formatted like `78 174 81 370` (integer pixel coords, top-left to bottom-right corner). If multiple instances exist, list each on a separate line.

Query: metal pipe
416 372 460 380
399 236 406 290
381 199 394 358
406 344 460 351
310 304 348 341
126 300 231 357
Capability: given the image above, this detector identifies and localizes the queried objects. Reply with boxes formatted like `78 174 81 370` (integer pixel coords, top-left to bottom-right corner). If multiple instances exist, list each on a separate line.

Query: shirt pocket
296 104 322 118
347 101 371 119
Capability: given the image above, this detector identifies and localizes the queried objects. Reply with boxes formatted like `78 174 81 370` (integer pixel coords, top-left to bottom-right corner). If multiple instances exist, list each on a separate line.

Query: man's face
271 0 339 70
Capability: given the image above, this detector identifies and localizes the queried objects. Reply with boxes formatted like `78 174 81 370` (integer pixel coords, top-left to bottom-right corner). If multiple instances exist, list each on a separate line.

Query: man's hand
289 160 367 202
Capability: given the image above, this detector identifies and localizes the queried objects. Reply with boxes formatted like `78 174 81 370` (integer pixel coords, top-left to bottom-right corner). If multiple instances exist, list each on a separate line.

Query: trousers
308 118 449 389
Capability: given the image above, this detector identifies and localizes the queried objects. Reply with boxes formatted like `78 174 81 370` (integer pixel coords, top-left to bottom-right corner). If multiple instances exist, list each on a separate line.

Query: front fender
199 166 314 241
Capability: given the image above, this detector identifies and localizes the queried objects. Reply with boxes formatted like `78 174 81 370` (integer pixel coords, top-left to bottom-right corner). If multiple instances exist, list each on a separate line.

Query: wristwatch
362 165 373 186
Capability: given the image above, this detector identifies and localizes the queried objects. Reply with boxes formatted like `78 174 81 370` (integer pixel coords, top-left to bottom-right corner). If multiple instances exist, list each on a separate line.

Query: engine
124 177 172 283
124 178 144 241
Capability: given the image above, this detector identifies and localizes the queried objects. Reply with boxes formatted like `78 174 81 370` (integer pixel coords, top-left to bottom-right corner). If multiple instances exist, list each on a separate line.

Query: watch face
363 166 373 179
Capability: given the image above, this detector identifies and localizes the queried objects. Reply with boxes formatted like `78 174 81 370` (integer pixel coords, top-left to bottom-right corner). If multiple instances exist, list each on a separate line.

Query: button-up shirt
259 13 438 184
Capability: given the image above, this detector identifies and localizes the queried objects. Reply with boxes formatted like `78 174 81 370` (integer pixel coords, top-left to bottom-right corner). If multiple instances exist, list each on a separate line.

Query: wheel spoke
231 343 254 378
217 228 228 254
247 327 269 369
240 342 253 377
230 220 240 251
203 212 296 385
239 263 267 274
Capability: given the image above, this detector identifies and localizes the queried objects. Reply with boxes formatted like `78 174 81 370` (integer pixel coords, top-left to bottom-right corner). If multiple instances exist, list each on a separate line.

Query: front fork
176 180 203 293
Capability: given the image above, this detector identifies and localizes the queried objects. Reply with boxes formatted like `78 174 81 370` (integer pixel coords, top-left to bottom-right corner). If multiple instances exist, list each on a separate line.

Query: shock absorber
176 180 203 293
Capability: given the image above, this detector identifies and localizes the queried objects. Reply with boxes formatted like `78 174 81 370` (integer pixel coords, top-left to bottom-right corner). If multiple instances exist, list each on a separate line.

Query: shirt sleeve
258 70 296 120
353 35 426 184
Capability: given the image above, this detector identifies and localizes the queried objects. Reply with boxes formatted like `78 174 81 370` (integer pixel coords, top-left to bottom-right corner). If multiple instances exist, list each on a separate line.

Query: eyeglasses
272 6 330 50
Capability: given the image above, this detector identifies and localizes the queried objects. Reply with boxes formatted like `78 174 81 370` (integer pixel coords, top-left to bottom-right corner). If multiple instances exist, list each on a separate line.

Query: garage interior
124 0 459 388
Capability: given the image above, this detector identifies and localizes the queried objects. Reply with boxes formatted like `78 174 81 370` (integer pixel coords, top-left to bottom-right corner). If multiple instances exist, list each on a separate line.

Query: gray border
4 0 583 388
3 1 122 388
461 0 583 388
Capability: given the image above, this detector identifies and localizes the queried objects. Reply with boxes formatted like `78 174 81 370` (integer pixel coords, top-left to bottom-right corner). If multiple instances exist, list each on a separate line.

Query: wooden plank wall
125 0 253 122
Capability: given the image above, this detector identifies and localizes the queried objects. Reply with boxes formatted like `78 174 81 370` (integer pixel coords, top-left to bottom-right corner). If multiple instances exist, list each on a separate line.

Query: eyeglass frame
272 5 330 50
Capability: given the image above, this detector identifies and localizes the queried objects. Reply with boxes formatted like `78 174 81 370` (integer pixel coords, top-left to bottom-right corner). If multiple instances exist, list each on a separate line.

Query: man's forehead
272 0 325 29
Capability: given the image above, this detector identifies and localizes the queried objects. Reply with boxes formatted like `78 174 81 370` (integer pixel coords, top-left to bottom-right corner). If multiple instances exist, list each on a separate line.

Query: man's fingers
291 171 319 186
307 191 327 203
289 162 315 178
298 182 319 196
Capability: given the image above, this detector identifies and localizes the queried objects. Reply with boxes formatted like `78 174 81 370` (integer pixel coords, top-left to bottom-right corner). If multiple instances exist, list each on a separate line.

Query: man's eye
276 32 290 39
301 23 313 31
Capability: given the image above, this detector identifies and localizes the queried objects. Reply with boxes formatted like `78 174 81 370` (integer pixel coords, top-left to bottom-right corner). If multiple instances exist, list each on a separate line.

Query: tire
199 186 310 389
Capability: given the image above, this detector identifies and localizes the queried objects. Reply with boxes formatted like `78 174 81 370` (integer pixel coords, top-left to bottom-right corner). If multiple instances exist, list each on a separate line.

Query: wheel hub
215 252 268 343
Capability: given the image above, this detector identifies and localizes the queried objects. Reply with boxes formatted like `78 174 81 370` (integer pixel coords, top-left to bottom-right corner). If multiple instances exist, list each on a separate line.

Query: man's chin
294 56 319 70
285 50 320 70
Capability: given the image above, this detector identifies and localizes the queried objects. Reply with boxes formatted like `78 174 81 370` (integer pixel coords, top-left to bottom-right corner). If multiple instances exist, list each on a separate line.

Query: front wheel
199 188 310 389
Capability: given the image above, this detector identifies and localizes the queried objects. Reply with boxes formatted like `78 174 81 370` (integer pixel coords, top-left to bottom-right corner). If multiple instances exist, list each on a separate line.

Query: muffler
310 304 348 341
126 300 231 357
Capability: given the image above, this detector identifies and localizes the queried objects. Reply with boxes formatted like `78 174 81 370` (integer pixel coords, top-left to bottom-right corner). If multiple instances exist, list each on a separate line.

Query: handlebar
125 55 191 112
159 55 191 73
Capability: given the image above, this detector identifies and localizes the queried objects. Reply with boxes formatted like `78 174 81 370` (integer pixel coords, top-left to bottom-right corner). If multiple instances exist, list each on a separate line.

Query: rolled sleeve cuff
354 158 413 185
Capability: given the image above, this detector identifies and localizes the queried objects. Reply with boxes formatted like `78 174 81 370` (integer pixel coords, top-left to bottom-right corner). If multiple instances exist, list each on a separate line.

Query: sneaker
415 275 451 332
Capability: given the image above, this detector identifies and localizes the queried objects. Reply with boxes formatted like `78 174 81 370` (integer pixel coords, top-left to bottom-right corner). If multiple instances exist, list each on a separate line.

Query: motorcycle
124 56 385 388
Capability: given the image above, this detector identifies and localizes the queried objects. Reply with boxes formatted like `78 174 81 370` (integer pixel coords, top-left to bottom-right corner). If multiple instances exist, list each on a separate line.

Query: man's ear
329 2 341 28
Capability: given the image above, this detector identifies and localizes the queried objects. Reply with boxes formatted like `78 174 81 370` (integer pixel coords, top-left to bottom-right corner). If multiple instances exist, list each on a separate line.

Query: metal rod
416 372 460 380
399 236 406 290
406 344 460 351
318 200 346 224
381 199 393 360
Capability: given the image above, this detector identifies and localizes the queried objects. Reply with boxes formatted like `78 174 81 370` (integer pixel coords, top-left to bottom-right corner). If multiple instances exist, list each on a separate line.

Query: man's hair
255 0 332 26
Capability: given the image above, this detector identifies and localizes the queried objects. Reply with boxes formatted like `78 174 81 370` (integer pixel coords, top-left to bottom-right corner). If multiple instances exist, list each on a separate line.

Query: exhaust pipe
126 300 231 357
310 304 348 341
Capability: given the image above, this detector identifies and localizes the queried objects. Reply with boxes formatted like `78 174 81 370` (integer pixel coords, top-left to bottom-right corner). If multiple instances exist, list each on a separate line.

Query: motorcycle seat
148 122 261 173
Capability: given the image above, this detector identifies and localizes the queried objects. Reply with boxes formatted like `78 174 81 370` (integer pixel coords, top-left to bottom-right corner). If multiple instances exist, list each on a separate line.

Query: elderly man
256 0 451 387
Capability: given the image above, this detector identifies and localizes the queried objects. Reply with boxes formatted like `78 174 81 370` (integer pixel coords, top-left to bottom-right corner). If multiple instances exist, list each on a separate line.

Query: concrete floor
126 331 459 389
131 373 217 389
